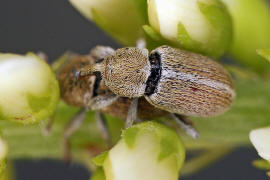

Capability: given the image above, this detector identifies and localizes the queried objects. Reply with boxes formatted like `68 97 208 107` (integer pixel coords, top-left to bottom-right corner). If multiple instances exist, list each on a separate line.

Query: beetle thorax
102 47 151 98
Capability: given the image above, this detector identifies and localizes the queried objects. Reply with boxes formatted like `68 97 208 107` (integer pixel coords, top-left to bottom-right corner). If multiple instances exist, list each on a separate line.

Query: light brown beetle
79 46 235 129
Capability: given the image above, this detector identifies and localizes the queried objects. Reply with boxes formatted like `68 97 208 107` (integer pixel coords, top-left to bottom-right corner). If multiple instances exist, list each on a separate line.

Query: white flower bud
250 127 270 161
0 53 60 124
94 122 185 180
147 0 232 58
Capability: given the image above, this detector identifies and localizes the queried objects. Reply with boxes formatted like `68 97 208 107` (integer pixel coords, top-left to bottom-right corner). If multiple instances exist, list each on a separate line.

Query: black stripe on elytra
93 72 102 97
145 51 162 96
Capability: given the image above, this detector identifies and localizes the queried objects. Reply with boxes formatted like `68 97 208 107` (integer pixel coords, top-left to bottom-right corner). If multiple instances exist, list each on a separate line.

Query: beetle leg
171 113 200 139
63 108 86 162
95 111 111 146
87 94 119 110
90 46 115 61
125 98 139 128
42 115 55 136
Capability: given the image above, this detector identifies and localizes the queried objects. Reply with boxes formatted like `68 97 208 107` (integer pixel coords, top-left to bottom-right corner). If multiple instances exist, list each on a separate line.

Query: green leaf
92 151 109 166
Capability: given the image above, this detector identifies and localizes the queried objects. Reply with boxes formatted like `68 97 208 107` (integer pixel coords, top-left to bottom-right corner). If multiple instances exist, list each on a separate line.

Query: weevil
78 45 235 130
56 45 204 160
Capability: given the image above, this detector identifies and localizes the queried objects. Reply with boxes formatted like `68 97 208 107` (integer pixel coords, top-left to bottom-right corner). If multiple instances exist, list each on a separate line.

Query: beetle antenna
75 63 104 80
74 65 93 80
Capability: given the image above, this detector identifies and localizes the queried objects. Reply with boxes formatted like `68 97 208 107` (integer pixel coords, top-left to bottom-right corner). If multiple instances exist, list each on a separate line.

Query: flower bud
0 53 60 124
147 0 232 58
221 0 270 73
250 127 270 161
69 0 147 46
93 121 185 180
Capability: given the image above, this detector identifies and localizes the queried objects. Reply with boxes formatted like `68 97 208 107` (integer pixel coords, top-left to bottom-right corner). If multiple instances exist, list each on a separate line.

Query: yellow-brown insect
80 45 235 118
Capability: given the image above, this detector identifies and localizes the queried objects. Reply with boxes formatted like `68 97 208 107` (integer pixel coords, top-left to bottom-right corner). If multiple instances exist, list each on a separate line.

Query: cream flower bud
147 0 232 58
93 121 185 180
250 127 270 161
0 53 60 124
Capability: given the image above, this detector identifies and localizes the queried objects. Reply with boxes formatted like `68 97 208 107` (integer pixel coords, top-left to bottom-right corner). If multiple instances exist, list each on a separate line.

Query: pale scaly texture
101 47 151 97
250 127 270 161
146 46 235 117
0 53 59 124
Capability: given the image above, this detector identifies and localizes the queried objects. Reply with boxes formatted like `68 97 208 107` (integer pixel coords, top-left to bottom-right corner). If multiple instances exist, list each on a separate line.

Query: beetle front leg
87 94 119 110
125 98 139 128
171 113 200 139
95 111 111 146
63 109 86 162
42 114 55 136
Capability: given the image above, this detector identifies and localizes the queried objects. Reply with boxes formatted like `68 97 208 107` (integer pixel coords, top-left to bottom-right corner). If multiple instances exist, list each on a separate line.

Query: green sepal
177 23 202 55
198 0 232 59
92 151 109 166
122 127 139 148
143 25 165 43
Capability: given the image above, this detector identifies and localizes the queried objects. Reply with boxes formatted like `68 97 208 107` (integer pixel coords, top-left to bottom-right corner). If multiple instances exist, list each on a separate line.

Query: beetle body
94 46 235 117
